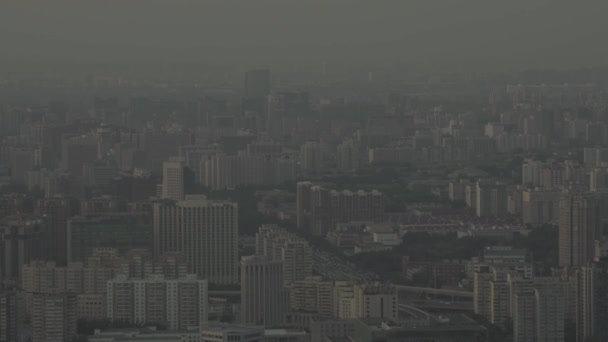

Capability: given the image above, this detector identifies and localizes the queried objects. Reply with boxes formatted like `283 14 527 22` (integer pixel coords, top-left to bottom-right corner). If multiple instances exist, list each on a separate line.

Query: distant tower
244 69 271 98
162 160 184 201
240 255 288 327
559 193 601 267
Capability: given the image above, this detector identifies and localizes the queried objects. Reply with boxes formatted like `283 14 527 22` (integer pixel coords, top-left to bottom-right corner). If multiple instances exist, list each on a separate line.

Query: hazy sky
1 1 607 71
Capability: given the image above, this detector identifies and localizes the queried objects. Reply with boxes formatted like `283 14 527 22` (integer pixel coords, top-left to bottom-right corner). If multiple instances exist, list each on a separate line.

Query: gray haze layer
1 0 607 72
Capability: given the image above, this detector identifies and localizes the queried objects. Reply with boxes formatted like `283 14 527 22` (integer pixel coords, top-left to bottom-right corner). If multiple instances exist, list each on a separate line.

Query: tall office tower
589 167 608 192
32 293 77 342
244 69 271 98
288 276 334 319
559 193 601 267
476 180 508 217
577 258 608 341
240 256 289 327
107 274 208 330
162 160 184 200
36 197 75 266
296 182 385 236
154 195 239 285
256 225 313 286
0 216 47 278
61 134 99 178
0 290 18 342
300 142 323 173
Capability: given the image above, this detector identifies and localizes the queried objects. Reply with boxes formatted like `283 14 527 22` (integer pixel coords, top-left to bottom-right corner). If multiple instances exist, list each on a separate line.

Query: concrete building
107 274 208 330
296 182 385 236
576 258 608 341
240 256 289 327
162 160 185 201
256 225 313 286
200 153 296 191
288 276 333 319
200 323 264 342
154 195 238 285
0 216 47 278
354 283 398 321
299 142 323 173
310 320 355 342
559 193 601 267
521 189 561 226
32 293 78 342
89 327 200 342
0 290 18 342
476 180 507 217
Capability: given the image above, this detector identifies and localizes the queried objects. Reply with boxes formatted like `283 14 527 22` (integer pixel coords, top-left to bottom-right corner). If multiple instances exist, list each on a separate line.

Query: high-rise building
337 139 360 172
559 193 601 267
36 197 75 266
256 225 313 286
61 134 99 178
521 189 561 226
240 256 289 327
154 195 239 284
244 69 271 98
288 276 333 319
476 180 508 217
32 293 78 342
107 274 208 330
0 290 18 342
522 159 543 186
354 284 398 321
0 216 47 278
300 142 323 173
576 258 608 341
161 160 184 201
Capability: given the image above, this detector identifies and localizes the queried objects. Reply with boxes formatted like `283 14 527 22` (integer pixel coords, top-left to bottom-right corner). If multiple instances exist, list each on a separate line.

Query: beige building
154 195 239 285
